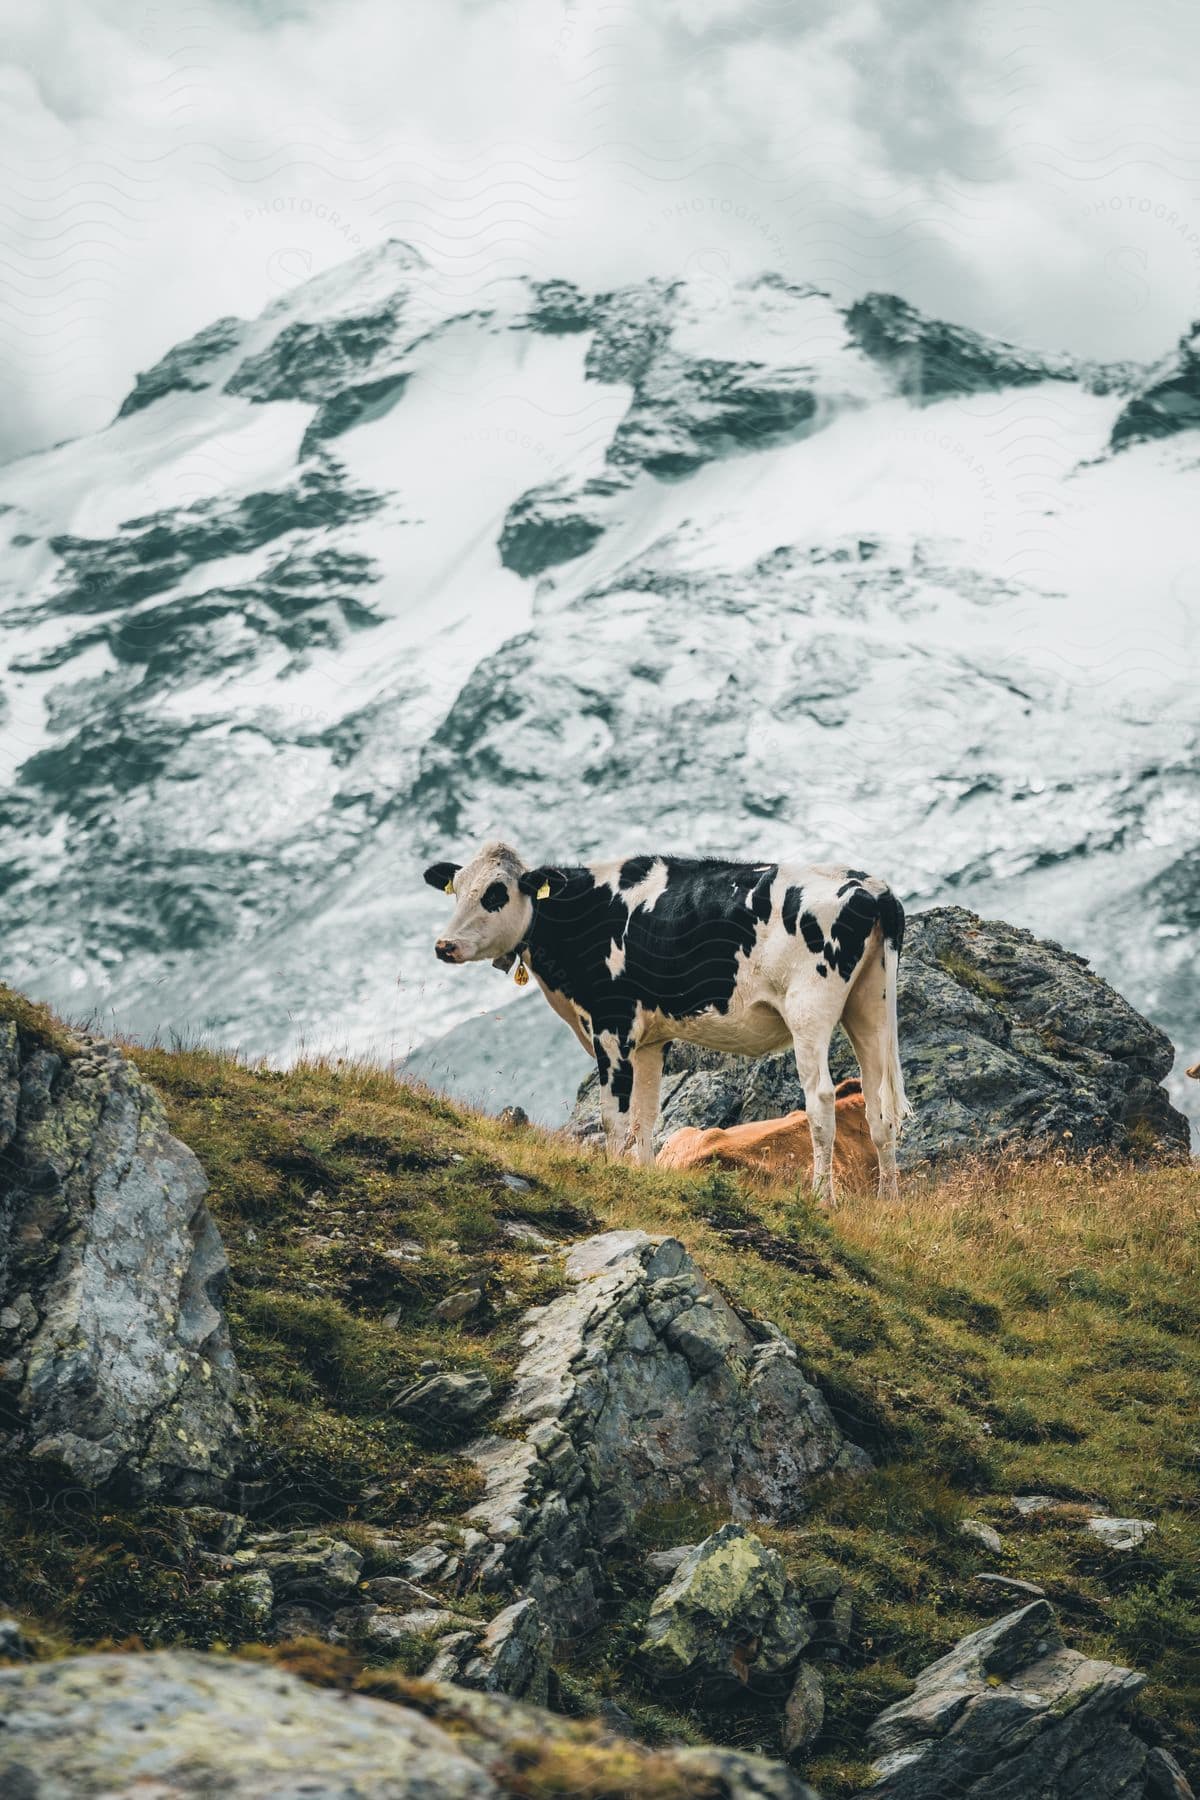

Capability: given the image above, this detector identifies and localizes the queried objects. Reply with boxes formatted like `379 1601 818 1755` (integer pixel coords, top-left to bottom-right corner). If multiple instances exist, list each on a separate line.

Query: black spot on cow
837 877 863 897
797 910 826 959
619 854 656 890
816 963 828 977
782 885 804 936
481 880 509 912
611 1055 634 1114
846 868 868 880
877 887 906 953
826 884 881 981
750 865 777 922
524 858 772 1057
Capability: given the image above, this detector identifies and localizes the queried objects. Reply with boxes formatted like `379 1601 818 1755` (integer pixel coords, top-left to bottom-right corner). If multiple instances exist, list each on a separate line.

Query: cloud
2 0 1199 460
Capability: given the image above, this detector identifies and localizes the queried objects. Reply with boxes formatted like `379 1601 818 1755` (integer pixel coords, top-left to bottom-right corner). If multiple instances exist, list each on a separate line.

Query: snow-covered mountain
1 240 1196 1135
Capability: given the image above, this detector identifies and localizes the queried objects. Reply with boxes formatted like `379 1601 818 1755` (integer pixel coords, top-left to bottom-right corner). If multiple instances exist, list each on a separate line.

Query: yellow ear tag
536 881 551 900
513 961 529 985
444 881 454 895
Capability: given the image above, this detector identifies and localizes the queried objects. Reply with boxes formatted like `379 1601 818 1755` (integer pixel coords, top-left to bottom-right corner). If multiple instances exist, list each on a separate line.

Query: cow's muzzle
435 939 465 964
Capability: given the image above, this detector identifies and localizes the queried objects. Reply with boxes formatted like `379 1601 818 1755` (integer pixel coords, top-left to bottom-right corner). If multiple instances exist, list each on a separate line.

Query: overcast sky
3 0 1200 460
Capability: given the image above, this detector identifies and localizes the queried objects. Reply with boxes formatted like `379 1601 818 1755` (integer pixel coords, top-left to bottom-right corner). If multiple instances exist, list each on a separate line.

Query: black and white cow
423 842 910 1204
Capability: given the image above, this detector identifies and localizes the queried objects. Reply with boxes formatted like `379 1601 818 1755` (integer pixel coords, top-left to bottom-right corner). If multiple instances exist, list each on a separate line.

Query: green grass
935 948 1007 1001
2 1033 1197 1792
0 981 81 1058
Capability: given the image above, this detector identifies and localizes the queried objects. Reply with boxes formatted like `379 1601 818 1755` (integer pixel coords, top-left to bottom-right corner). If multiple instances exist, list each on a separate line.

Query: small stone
383 1239 424 1265
976 1573 1047 1599
501 1173 532 1192
960 1518 1003 1553
0 1619 29 1660
434 1289 483 1324
398 1544 451 1582
644 1545 696 1584
1086 1516 1155 1551
781 1662 825 1758
1145 1745 1197 1800
256 1535 363 1602
363 1577 431 1607
502 1220 554 1248
1011 1494 1067 1516
382 1309 402 1329
365 1608 466 1647
392 1370 493 1424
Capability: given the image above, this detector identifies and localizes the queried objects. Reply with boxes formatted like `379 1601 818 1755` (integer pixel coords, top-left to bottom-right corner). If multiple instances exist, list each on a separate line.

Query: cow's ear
518 865 568 900
423 861 461 894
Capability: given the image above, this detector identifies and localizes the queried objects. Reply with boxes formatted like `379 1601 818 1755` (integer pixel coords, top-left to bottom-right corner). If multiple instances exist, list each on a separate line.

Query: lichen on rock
639 1524 814 1696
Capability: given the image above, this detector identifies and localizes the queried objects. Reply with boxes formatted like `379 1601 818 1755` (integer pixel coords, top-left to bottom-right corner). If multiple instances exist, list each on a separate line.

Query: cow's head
423 841 533 967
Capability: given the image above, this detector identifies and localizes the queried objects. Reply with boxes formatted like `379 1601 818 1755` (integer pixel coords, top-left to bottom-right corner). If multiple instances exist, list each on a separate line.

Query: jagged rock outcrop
1111 322 1200 449
117 315 245 417
570 907 1190 1167
497 471 630 577
462 1230 868 1645
0 1007 250 1499
845 293 1076 400
0 1649 822 1800
855 1600 1194 1800
607 352 819 476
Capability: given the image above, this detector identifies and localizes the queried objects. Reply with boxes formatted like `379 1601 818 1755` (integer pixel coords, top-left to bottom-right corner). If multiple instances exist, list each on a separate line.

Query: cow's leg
593 1030 633 1162
842 963 900 1201
785 1004 839 1206
625 1041 664 1166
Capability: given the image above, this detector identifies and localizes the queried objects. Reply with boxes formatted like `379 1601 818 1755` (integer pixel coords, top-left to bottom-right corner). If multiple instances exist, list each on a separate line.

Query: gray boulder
570 907 1190 1167
392 1368 494 1425
0 1013 251 1499
0 1649 822 1800
462 1230 867 1645
639 1523 813 1697
855 1599 1191 1800
0 1650 498 1799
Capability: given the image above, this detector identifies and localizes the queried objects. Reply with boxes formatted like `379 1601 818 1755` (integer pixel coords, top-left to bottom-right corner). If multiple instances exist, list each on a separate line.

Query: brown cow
657 1078 878 1194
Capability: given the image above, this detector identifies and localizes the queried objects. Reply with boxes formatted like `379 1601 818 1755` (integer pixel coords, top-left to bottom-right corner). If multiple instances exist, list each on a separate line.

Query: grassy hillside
2 1038 1198 1793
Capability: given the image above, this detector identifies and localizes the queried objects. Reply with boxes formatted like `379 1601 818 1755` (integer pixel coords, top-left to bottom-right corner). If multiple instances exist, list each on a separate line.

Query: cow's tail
876 888 912 1131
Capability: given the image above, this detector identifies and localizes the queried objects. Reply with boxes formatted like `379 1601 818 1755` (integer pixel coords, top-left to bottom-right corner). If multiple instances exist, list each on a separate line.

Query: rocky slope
1 1604 1188 1800
0 244 1196 1141
568 907 1191 1165
2 1008 1199 1794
